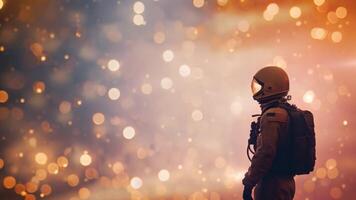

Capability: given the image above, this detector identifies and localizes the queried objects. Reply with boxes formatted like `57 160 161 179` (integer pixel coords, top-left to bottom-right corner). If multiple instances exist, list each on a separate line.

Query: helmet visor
251 78 262 95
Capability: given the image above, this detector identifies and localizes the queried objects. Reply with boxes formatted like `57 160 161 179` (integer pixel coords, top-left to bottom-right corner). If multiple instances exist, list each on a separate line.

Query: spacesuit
242 66 296 200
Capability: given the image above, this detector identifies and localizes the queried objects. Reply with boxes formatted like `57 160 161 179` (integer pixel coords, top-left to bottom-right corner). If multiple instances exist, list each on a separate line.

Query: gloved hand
243 185 253 200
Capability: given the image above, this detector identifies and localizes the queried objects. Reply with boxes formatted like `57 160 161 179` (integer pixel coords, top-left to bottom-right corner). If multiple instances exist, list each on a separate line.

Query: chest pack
279 103 316 175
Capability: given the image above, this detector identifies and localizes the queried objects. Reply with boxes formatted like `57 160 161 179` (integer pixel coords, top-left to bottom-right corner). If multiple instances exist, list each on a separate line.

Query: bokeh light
311 27 327 40
133 1 145 14
303 90 315 104
162 50 174 62
158 169 170 182
108 88 121 100
67 174 80 187
92 112 105 125
160 77 173 90
35 153 48 165
80 152 92 167
107 59 120 72
179 64 192 77
289 6 302 19
0 90 8 103
123 126 136 140
130 177 143 189
3 176 16 189
78 187 91 199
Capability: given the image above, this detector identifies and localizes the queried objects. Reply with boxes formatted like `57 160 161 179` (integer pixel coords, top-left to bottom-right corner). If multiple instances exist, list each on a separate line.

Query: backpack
279 103 316 175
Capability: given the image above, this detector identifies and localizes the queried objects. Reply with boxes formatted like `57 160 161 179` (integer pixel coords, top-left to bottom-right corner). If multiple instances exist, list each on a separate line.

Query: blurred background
0 0 354 199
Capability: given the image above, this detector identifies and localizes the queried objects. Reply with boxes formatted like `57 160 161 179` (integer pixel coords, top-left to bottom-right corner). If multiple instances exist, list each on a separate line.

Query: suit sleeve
242 108 288 187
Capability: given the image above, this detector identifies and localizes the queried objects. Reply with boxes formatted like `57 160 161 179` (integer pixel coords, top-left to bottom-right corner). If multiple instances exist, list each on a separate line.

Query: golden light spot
217 0 229 6
313 0 325 6
64 54 70 60
230 101 243 115
59 101 72 114
40 55 46 62
193 0 205 8
133 1 145 14
0 46 4 52
33 81 46 94
26 181 38 193
289 6 302 19
40 184 52 196
179 65 191 77
107 59 120 72
57 156 69 168
141 83 153 95
112 162 124 174
342 120 348 126
75 32 82 38
133 14 146 26
327 12 338 24
160 77 173 90
263 10 274 21
263 3 279 21
49 33 55 39
331 31 342 43
92 112 105 125
3 176 16 189
330 187 343 199
47 162 59 174
0 90 9 103
303 90 315 104
78 187 91 199
67 174 79 187
108 88 121 100
0 158 4 169
335 7 347 19
192 109 203 121
80 152 92 166
316 167 327 179
154 32 165 44
35 152 48 165
310 27 327 40
0 0 4 10
123 126 136 139
327 167 339 179
130 177 143 189
158 169 170 182
35 169 47 181
162 50 174 62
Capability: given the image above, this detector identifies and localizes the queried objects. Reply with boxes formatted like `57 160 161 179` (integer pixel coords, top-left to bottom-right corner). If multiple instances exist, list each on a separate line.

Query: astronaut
242 66 296 200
